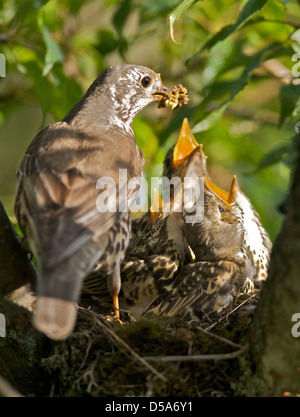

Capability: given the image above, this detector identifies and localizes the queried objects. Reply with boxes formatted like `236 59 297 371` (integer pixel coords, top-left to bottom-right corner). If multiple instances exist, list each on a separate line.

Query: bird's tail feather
33 297 77 341
33 241 101 340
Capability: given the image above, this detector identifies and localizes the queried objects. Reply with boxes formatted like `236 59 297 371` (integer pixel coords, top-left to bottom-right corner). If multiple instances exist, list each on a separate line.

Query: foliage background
0 0 300 241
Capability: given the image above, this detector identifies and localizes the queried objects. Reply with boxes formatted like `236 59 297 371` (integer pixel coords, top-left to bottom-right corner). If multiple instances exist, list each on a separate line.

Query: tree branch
0 200 36 296
143 345 248 362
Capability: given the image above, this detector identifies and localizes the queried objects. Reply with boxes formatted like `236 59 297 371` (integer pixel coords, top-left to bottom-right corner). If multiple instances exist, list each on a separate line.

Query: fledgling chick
82 187 191 320
146 181 256 318
204 176 272 290
164 117 272 289
145 118 271 318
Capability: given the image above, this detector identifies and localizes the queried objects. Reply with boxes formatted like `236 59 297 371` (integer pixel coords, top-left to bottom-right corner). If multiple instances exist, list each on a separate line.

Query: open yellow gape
204 175 239 207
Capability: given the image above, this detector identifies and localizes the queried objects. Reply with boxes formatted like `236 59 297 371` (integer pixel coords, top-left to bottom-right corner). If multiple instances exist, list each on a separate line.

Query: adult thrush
14 64 185 340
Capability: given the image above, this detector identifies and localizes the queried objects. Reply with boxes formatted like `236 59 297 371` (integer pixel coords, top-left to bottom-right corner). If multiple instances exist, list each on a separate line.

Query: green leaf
192 105 228 133
143 0 177 13
14 0 50 23
94 30 118 54
140 0 178 25
111 0 131 58
40 24 63 76
186 0 268 66
193 43 279 132
24 60 54 115
133 117 159 162
68 0 88 13
112 0 132 34
10 218 24 239
24 60 82 121
230 0 268 30
223 43 275 105
279 85 300 127
256 144 292 171
169 0 199 44
50 66 83 120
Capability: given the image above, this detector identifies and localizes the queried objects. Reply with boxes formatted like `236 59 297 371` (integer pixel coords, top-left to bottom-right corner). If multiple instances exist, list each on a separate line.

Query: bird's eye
218 205 224 213
141 76 151 88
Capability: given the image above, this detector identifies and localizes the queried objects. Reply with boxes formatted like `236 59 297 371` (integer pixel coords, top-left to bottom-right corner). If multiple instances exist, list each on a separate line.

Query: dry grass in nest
41 294 257 397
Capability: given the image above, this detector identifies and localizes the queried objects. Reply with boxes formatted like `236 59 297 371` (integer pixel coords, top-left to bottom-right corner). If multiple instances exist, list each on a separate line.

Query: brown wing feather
15 121 144 268
146 259 252 317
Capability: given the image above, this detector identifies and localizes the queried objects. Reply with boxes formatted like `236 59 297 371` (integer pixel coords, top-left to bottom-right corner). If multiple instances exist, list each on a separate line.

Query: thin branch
143 345 248 363
78 308 168 383
195 325 243 349
213 101 279 124
262 18 300 29
205 294 257 331
0 28 17 43
262 59 300 86
0 200 37 296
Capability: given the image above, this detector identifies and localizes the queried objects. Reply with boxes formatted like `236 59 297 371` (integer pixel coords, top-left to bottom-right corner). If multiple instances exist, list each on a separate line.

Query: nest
41 293 257 397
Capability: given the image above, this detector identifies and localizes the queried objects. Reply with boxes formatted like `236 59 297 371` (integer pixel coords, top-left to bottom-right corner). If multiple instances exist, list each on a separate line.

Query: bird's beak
227 175 239 204
173 118 203 164
153 79 189 109
171 118 207 178
204 175 239 207
149 187 164 223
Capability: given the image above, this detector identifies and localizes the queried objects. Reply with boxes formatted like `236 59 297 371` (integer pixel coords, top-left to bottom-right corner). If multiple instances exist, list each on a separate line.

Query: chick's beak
149 188 164 223
204 175 239 207
173 118 199 163
227 175 239 204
